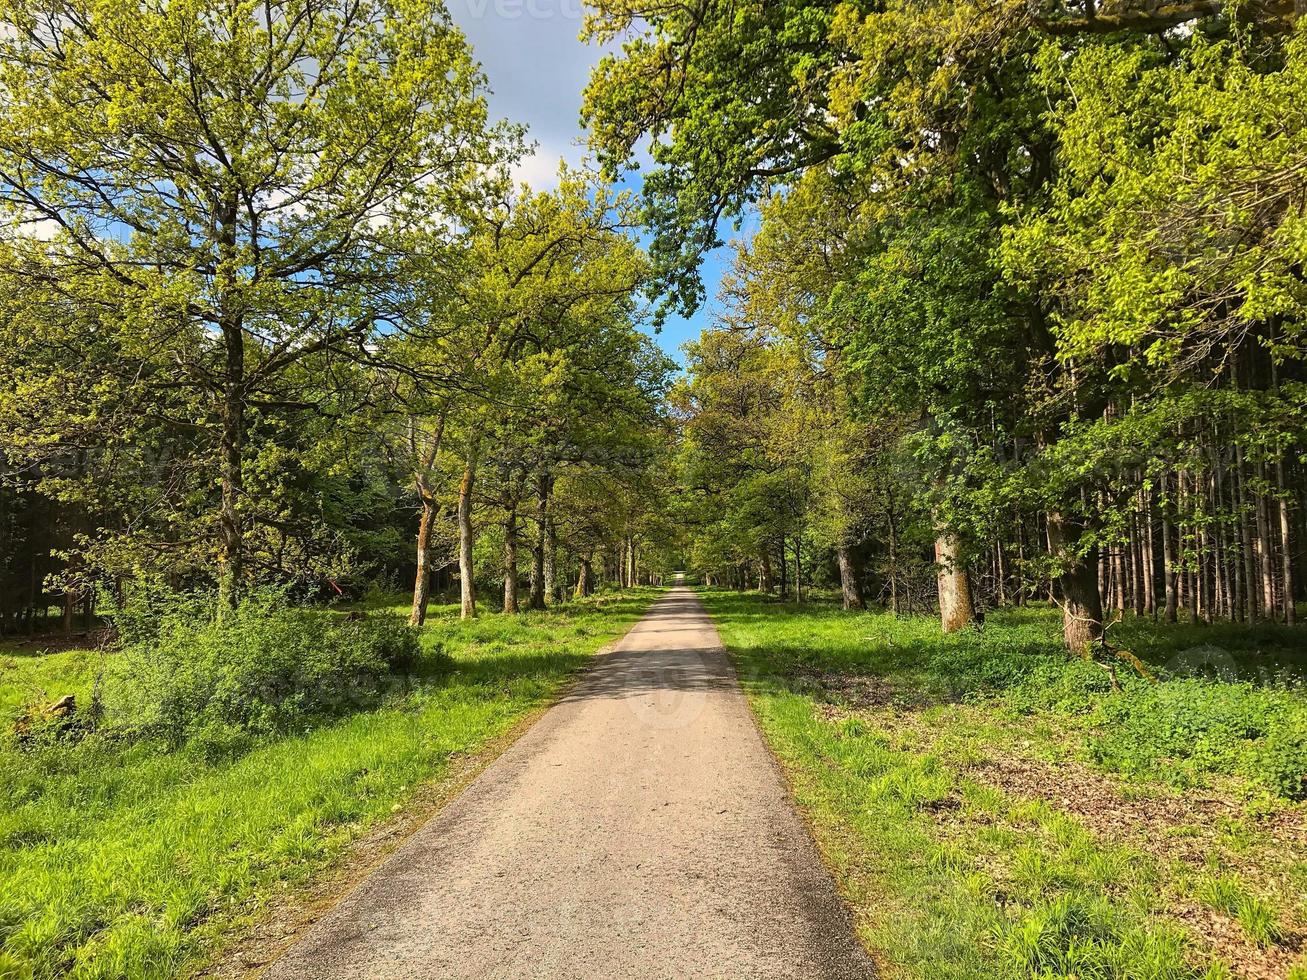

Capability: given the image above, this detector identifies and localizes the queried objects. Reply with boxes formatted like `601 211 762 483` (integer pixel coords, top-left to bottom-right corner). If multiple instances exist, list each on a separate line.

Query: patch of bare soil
788 664 932 710
2 629 112 655
191 707 554 978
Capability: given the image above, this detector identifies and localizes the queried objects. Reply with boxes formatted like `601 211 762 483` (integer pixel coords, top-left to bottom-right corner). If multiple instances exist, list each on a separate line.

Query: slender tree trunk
409 495 438 626
1047 510 1104 654
1112 540 1126 614
1256 460 1276 615
458 439 480 620
216 196 245 612
778 538 789 599
574 555 594 598
503 506 519 614
837 545 865 611
1142 488 1157 618
528 471 551 610
934 528 974 633
217 326 245 610
1162 473 1178 622
1277 459 1295 624
1237 447 1258 619
794 538 803 604
888 515 900 613
62 587 74 637
544 517 559 604
759 549 773 594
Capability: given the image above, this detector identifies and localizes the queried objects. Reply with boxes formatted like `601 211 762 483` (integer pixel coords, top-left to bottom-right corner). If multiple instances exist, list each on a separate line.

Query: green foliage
106 594 423 751
1088 680 1307 799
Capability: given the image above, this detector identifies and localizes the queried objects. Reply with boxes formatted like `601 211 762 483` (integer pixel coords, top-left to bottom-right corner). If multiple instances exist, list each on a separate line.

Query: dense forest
581 0 1307 661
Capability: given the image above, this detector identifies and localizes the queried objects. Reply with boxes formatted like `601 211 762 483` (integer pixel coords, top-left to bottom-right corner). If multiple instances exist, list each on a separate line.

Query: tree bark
503 506 519 614
837 545 864 610
458 439 480 620
409 496 438 626
1047 510 1104 654
544 516 558 604
409 410 448 627
574 555 594 598
794 538 804 604
1237 446 1259 619
1162 472 1178 622
528 470 551 610
1277 458 1296 624
1256 460 1276 615
777 538 789 599
934 529 974 633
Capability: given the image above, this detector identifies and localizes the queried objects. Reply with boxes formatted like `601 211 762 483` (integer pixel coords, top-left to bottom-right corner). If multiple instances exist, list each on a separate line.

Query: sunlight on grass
0 589 657 979
701 589 1306 979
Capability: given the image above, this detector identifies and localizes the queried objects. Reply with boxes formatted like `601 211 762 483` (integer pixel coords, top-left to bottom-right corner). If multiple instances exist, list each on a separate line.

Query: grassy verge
701 590 1307 980
0 588 657 979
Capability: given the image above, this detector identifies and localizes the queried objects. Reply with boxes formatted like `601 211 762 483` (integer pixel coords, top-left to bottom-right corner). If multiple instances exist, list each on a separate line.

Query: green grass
701 589 1307 979
0 589 657 979
0 644 106 723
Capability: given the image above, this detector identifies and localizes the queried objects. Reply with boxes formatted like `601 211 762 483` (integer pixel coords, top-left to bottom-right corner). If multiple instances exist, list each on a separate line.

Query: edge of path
692 587 887 977
194 598 658 980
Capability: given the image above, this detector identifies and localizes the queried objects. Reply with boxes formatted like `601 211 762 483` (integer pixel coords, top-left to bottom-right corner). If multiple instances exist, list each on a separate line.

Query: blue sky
446 0 729 367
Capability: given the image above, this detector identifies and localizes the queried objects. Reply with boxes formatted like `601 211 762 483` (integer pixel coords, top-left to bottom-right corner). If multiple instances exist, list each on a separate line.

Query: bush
107 592 422 748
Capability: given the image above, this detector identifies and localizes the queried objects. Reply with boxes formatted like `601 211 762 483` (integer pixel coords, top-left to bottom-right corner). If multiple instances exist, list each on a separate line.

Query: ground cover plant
0 589 656 979
701 590 1307 979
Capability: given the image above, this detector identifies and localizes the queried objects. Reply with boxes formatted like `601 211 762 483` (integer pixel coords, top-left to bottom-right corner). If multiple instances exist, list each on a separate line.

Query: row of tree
583 0 1307 650
0 0 672 630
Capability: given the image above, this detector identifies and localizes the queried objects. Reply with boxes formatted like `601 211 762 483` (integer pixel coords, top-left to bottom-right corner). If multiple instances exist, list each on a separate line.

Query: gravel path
263 588 874 979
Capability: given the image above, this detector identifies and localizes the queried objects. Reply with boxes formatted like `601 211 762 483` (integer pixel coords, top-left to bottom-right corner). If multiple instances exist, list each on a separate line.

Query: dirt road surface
263 588 874 979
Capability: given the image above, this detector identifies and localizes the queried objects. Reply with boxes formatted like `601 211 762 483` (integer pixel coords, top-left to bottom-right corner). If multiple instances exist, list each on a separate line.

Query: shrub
107 592 422 748
1087 679 1307 799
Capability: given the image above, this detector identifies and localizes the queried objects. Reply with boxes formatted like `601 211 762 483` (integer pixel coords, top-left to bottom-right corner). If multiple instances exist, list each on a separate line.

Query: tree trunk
1141 488 1157 618
544 517 559 604
888 516 900 614
1047 510 1104 654
458 439 480 620
934 529 974 633
503 506 519 614
574 555 594 598
407 410 448 627
794 538 804 604
528 471 551 611
1277 458 1296 625
837 546 864 610
409 495 437 626
777 539 789 599
1162 473 1178 622
759 549 773 594
1256 461 1276 616
216 195 245 612
1237 447 1259 619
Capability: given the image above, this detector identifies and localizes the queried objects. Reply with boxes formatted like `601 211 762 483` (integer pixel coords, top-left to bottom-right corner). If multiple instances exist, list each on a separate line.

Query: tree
0 0 512 606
